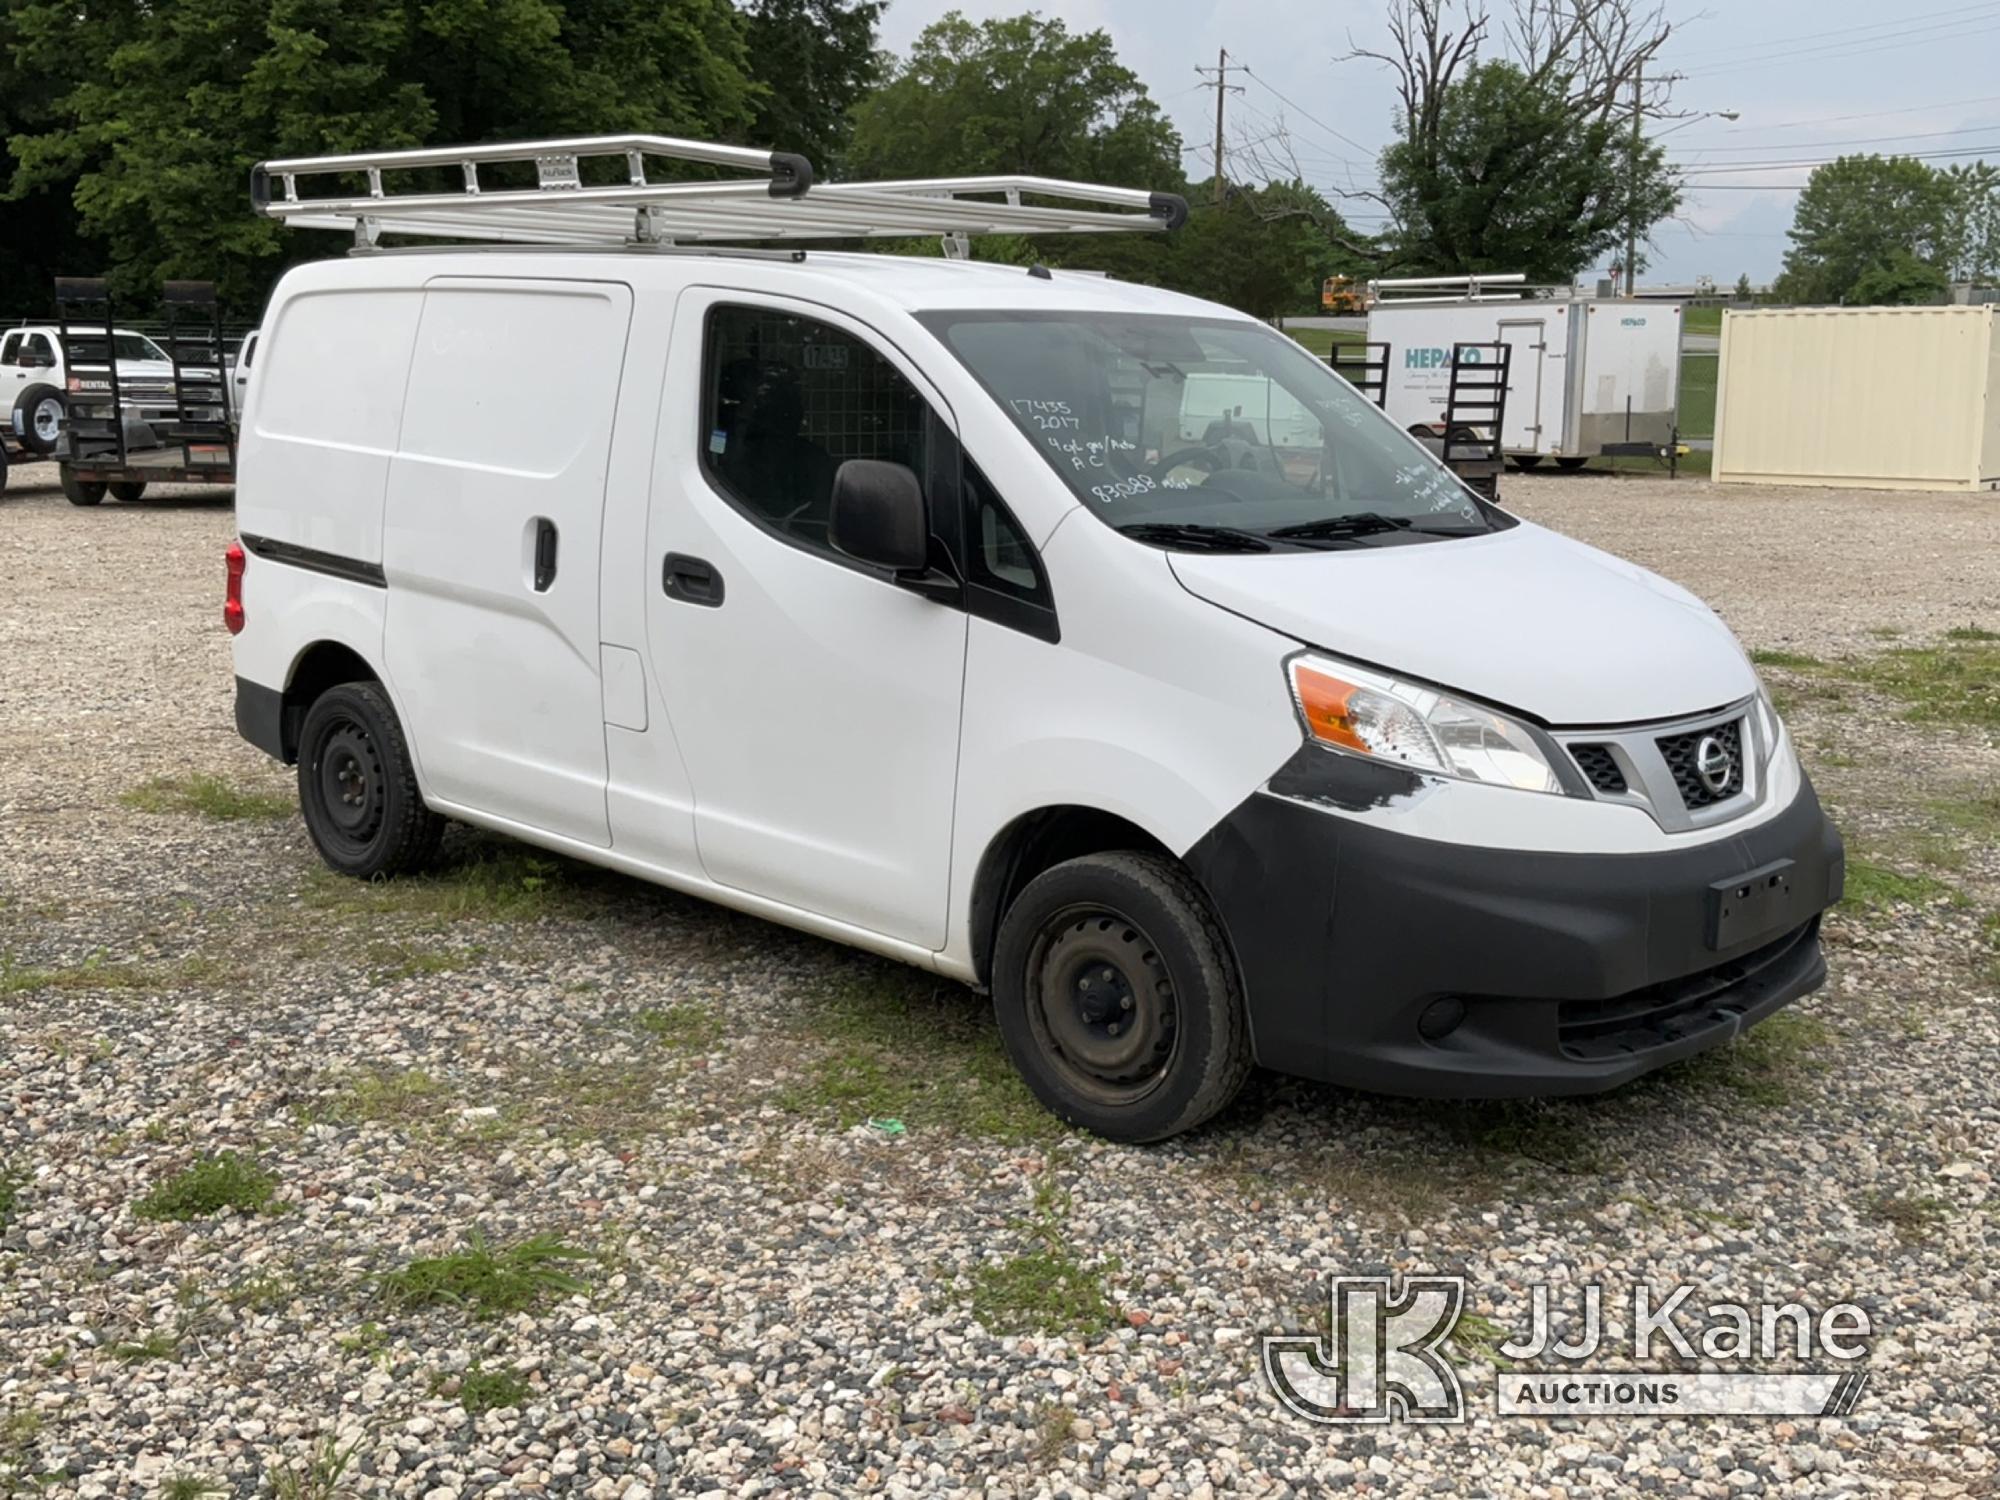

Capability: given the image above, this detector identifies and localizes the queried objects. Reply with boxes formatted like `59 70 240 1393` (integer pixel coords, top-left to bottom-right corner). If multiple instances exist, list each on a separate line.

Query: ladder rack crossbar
253 134 1187 247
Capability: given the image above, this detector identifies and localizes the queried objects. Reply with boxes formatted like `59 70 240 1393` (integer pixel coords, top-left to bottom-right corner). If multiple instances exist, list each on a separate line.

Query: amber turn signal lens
1291 665 1370 754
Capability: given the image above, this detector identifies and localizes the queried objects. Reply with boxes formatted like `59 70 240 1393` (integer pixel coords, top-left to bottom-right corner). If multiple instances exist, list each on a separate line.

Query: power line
1238 66 1377 163
1668 0 2000 66
1682 16 2000 78
1675 143 2000 173
1672 122 2000 154
1671 92 2000 140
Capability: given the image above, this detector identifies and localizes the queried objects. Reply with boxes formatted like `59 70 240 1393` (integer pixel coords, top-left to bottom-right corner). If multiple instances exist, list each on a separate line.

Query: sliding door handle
532 517 559 592
662 552 724 607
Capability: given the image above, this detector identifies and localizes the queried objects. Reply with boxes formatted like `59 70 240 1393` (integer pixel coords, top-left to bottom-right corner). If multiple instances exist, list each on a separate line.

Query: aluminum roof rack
252 134 1188 248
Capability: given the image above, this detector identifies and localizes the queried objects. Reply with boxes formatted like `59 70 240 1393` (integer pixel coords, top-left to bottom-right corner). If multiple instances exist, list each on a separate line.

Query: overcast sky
875 0 2000 287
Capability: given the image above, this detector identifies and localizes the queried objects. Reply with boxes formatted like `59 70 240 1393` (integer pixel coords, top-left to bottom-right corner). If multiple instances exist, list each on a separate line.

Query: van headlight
1287 654 1565 795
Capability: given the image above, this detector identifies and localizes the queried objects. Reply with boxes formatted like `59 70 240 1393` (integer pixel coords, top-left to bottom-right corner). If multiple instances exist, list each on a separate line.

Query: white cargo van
228 137 1842 1141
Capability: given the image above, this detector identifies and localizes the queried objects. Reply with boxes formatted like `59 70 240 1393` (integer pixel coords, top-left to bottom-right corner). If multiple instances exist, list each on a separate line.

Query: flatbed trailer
54 277 236 505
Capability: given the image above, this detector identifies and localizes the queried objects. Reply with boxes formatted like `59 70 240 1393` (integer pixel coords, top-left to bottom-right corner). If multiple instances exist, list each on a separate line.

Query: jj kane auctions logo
1263 1277 1872 1423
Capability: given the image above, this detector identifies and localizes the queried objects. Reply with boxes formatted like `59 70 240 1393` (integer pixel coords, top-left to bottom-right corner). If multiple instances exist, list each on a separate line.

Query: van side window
963 461 1050 606
701 305 930 556
21 334 53 366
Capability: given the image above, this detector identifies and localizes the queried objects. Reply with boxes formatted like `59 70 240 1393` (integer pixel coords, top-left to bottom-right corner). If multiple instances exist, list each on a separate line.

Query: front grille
1570 743 1627 795
1657 717 1744 809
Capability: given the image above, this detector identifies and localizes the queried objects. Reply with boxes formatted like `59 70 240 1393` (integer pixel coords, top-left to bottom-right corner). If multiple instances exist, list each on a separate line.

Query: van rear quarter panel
236 274 425 563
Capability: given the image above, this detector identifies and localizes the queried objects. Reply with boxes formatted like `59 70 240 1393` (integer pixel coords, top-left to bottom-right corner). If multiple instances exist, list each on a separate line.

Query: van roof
287 246 1243 322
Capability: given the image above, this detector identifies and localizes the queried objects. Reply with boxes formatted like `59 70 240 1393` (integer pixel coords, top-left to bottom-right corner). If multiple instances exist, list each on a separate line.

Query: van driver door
637 289 967 950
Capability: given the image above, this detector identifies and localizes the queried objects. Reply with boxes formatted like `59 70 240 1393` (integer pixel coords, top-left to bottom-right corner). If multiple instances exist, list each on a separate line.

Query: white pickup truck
1 324 191 455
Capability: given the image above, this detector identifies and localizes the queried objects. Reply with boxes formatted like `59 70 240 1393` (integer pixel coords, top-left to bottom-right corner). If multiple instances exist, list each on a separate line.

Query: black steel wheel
1554 455 1590 471
297 680 444 879
60 468 106 507
993 851 1251 1142
109 481 148 502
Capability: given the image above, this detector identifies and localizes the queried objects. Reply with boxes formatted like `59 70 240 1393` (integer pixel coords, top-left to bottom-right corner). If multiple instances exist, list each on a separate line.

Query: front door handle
662 552 724 607
533 518 558 592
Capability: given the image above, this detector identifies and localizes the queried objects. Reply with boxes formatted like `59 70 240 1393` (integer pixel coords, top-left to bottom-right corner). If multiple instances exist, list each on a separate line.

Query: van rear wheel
992 851 1251 1142
297 681 444 879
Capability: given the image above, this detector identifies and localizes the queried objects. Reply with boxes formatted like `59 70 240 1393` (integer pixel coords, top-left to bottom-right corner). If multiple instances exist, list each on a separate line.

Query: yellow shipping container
1714 304 2000 492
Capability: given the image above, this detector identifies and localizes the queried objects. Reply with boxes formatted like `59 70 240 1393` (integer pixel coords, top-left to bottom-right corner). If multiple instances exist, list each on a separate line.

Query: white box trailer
1365 287 1684 464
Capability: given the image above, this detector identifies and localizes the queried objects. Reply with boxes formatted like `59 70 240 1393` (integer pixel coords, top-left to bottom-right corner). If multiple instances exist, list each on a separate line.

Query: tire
1510 454 1544 471
297 680 445 879
60 468 107 507
14 385 65 455
1554 455 1590 471
109 481 148 502
992 851 1252 1143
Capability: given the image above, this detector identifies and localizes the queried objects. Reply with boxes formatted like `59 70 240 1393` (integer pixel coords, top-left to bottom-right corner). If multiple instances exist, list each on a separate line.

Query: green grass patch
267 1434 364 1500
1670 1010 1830 1106
376 1232 590 1318
0 1167 20 1230
134 1152 281 1222
363 941 485 982
1445 1098 1609 1173
1677 351 1717 440
1749 648 1824 671
1866 1192 1948 1244
110 1330 179 1363
1945 625 1999 643
1683 306 1723 337
1843 860 1965 913
447 1363 532 1415
0 949 220 999
160 1477 227 1500
1844 637 2000 732
1448 1310 1516 1370
1285 325 1367 358
774 970 1062 1143
301 845 574 926
633 1002 724 1052
968 1186 1116 1340
121 773 292 821
312 1067 452 1130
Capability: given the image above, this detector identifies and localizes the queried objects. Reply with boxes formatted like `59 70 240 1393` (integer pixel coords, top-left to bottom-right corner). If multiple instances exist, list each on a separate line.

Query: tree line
19 0 1969 322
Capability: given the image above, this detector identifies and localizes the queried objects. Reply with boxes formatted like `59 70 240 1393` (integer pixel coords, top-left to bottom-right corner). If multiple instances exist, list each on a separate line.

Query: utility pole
1195 48 1245 205
1624 58 1642 297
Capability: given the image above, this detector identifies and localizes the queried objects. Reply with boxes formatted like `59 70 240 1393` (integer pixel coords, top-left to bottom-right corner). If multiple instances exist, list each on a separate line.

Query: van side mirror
829 459 930 573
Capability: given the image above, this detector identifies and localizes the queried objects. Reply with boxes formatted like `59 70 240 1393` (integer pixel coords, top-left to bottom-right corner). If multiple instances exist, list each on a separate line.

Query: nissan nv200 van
228 137 1843 1141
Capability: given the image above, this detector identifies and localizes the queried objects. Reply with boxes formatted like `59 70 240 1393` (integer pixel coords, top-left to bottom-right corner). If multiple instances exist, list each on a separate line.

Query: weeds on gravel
1445 1098 1609 1173
1843 861 1965 914
633 1002 724 1052
776 969 1063 1143
376 1231 591 1318
121 773 292 821
0 950 236 999
110 1329 179 1363
442 1362 532 1414
1448 1311 1516 1370
1671 1011 1830 1106
1749 648 1823 670
0 1167 20 1229
302 845 573 926
0 1409 55 1498
312 1067 450 1128
969 1179 1116 1339
159 1477 226 1500
135 1152 282 1221
1830 634 1999 731
1867 1192 1949 1244
267 1432 364 1500
1028 1405 1072 1466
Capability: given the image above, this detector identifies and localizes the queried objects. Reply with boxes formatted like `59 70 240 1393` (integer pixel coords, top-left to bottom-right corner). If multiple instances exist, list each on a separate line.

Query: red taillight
224 541 246 635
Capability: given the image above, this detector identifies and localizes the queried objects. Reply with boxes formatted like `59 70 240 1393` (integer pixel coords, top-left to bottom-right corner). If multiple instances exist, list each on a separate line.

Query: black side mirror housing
830 459 930 573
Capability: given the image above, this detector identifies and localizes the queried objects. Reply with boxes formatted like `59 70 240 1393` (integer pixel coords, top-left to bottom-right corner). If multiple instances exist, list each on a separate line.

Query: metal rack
54 276 236 498
1326 340 1390 407
253 134 1189 247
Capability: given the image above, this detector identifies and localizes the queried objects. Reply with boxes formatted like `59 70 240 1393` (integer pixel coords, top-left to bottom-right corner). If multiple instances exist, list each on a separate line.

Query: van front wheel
993 851 1251 1142
297 681 444 879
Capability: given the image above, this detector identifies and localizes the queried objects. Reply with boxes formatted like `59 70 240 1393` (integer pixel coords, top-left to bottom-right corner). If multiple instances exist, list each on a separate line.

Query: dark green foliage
1378 59 1678 282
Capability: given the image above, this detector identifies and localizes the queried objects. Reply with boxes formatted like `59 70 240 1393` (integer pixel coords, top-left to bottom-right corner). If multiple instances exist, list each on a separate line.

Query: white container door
641 289 967 949
1498 319 1548 452
383 277 633 847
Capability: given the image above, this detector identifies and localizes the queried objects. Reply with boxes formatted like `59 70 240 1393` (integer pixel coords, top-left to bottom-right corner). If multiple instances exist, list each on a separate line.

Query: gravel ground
2 459 1996 1498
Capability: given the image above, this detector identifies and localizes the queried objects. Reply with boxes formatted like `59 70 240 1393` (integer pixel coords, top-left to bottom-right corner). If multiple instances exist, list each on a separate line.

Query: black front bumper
1184 764 1845 1097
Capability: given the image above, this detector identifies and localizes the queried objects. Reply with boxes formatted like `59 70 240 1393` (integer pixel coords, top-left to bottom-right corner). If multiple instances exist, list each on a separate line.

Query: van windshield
919 311 1504 548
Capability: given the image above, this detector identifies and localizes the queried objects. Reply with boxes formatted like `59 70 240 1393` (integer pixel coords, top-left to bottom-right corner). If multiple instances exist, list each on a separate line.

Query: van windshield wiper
1266 511 1482 543
1116 521 1273 553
